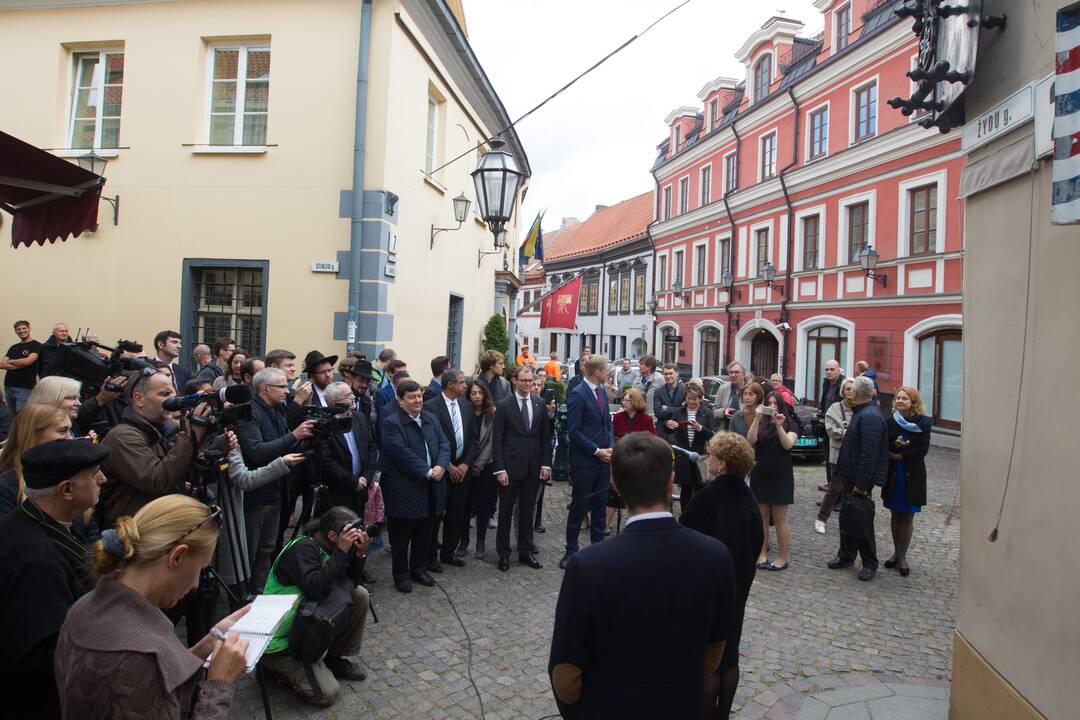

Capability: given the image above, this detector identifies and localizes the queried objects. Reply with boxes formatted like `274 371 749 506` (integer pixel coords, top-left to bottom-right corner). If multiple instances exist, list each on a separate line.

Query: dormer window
709 98 719 129
754 55 772 102
836 4 852 52
673 124 681 151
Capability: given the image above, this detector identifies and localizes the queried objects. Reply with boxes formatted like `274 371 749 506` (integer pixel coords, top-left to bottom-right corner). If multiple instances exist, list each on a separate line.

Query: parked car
699 375 730 407
788 400 827 462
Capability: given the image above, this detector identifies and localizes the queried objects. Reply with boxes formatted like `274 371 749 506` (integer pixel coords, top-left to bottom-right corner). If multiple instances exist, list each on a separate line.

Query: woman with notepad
55 495 253 719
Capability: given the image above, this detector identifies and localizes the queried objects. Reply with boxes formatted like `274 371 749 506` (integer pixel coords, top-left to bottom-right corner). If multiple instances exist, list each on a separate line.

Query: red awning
0 130 104 248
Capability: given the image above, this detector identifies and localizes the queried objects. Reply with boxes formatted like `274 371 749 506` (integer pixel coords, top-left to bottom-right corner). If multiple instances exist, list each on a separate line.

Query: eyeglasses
172 504 223 547
266 384 289 390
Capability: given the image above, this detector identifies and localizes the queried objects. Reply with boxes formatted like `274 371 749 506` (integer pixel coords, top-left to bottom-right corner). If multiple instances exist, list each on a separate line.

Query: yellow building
0 0 529 371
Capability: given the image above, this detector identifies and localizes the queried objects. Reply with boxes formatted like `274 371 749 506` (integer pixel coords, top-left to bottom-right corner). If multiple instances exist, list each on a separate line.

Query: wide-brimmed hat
303 350 339 371
343 358 374 380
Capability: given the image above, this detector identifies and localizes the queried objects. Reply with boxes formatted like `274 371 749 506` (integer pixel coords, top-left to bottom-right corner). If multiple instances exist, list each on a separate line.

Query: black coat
549 516 736 719
883 414 932 507
321 412 376 511
653 381 686 436
668 406 715 488
836 401 889 490
378 407 451 520
236 395 302 506
423 394 478 468
491 393 553 480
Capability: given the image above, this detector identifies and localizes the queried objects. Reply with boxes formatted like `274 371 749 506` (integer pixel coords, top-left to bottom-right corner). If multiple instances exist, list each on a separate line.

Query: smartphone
543 388 557 404
676 420 691 427
299 372 309 383
761 406 777 417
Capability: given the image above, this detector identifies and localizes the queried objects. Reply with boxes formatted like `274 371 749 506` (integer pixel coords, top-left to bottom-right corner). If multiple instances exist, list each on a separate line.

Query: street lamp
722 270 742 300
857 244 888 287
477 229 510 269
762 262 785 296
646 299 658 314
76 151 120 226
471 138 524 248
430 192 471 248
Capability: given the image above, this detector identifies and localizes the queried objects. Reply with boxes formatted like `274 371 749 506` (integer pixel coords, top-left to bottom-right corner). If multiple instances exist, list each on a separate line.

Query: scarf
892 410 923 433
20 499 93 595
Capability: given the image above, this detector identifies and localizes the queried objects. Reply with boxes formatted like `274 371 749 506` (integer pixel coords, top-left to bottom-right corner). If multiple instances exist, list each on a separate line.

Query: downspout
599 259 607 358
777 87 799 380
721 117 741 368
346 0 373 354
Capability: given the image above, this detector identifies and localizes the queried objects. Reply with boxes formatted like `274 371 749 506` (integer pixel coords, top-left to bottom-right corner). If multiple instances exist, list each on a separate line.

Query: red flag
540 276 582 330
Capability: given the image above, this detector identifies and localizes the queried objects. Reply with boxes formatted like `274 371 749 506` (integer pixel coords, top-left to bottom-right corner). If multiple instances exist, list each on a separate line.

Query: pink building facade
650 0 964 432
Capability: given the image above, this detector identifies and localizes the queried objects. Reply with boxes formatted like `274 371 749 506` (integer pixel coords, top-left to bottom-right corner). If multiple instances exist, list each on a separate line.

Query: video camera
56 337 157 388
177 385 254 453
303 403 353 439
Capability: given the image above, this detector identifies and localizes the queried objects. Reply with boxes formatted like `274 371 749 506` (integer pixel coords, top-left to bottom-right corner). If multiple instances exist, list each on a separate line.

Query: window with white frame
700 165 712 206
756 228 769 275
208 45 270 146
663 186 672 220
673 124 681 151
853 81 878 142
836 4 852 52
724 152 738 193
754 55 772 102
847 201 870 261
69 50 124 150
673 250 685 289
658 254 668 290
718 236 731 281
802 215 820 270
678 177 690 214
908 184 937 255
809 106 828 159
694 244 707 286
760 132 777 180
709 98 719 129
425 94 440 175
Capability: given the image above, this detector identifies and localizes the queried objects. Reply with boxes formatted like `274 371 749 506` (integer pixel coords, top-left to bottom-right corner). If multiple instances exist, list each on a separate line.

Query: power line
429 0 695 177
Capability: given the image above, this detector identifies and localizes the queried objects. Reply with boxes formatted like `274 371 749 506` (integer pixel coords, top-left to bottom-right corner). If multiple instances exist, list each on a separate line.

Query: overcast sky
465 0 823 242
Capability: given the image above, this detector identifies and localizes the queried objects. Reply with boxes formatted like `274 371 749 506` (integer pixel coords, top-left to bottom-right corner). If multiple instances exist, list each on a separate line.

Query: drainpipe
346 0 373 355
777 88 799 380
721 117 741 368
599 258 607 358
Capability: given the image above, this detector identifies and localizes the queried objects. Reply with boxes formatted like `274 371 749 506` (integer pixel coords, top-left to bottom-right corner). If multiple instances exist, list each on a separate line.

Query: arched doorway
661 326 678 365
806 325 849 405
750 329 778 379
630 337 647 359
918 330 963 430
697 325 722 376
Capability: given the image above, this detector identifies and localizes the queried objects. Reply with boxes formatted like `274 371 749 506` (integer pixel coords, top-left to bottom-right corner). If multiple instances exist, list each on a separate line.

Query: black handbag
838 493 876 543
287 575 356 663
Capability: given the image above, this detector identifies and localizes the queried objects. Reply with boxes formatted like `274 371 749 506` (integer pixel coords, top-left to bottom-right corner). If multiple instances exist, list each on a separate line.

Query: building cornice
697 76 740 101
665 106 700 125
734 17 806 62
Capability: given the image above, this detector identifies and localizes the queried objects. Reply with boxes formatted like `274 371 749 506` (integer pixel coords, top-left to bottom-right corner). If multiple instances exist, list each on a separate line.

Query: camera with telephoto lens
56 338 158 389
173 385 254 458
303 403 353 439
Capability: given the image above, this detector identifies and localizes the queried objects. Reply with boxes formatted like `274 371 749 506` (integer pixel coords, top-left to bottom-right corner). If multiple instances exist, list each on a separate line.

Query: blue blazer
565 380 614 467
378 406 451 520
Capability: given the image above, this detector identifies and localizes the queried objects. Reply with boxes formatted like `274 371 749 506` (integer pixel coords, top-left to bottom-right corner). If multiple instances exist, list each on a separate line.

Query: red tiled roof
544 192 653 261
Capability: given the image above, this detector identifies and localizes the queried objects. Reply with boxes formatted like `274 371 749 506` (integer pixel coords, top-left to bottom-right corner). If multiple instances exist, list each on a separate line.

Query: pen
210 627 228 642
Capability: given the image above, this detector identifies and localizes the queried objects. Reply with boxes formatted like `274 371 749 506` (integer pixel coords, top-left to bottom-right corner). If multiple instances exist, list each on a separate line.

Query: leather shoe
497 555 510 572
441 554 466 567
427 559 444 574
558 551 575 570
394 576 412 593
534 524 546 534
410 571 435 587
520 553 543 569
454 544 468 559
474 539 486 559
325 656 367 681
827 557 854 570
858 567 876 581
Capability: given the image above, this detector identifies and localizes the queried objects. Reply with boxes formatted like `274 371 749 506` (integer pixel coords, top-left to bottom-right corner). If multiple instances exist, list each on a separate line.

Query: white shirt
442 392 465 457
582 378 607 457
625 511 674 526
314 384 327 406
515 392 533 427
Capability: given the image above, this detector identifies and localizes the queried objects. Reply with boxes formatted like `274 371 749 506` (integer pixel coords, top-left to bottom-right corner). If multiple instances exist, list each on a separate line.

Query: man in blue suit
379 379 451 594
152 330 190 392
549 432 736 719
559 354 615 570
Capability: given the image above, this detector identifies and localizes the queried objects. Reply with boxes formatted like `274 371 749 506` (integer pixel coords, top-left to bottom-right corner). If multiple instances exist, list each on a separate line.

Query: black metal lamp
471 138 524 248
76 151 120 226
477 229 510 269
762 262 785 296
857 245 888 287
646 299 658 314
430 192 471 248
722 270 742 300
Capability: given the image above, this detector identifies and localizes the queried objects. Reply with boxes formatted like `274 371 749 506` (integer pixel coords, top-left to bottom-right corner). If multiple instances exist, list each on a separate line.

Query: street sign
665 335 683 343
311 260 339 273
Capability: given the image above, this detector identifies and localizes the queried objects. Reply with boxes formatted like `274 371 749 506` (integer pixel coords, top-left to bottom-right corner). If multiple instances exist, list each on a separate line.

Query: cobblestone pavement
230 448 959 720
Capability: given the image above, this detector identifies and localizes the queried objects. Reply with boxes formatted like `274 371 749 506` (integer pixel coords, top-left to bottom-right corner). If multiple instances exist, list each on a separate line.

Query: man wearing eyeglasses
236 367 316 591
319 382 374 513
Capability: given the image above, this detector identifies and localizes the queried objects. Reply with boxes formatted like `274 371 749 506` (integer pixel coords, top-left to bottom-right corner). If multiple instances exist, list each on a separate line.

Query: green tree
482 314 510 356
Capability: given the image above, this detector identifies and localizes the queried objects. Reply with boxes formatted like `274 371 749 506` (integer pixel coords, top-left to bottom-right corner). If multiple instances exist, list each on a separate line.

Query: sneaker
814 520 826 535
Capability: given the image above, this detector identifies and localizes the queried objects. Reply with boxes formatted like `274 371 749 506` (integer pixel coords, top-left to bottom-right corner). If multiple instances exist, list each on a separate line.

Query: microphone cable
433 577 487 720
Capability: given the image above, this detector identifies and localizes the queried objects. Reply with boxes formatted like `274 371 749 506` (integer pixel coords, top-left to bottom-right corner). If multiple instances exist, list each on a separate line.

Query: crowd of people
0 317 934 719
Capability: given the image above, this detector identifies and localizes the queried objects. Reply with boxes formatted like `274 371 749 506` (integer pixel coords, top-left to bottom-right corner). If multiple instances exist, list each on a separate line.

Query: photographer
317 382 373 513
260 506 371 707
236 367 315 591
100 371 207 527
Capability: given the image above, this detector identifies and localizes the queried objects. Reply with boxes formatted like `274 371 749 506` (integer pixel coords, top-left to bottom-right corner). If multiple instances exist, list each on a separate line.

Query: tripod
292 436 332 540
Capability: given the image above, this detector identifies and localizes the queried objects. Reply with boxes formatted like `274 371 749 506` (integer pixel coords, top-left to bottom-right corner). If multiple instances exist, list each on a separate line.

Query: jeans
565 462 610 553
244 503 280 592
4 387 31 414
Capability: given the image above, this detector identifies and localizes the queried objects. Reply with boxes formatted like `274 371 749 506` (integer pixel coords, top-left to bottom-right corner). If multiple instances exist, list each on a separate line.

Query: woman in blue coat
882 386 932 577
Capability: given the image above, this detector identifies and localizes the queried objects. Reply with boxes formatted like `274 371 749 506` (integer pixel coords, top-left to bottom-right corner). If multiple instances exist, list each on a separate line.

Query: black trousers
837 483 878 569
496 474 540 558
389 517 434 578
470 467 498 545
440 474 473 560
534 481 546 527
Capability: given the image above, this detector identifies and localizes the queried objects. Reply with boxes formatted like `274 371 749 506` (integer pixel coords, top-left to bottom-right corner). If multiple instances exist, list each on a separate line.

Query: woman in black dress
746 391 798 571
882 386 932 577
681 432 763 719
663 383 715 512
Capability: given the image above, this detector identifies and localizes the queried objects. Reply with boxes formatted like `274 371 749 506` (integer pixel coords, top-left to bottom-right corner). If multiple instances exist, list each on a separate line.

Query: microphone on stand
671 445 701 463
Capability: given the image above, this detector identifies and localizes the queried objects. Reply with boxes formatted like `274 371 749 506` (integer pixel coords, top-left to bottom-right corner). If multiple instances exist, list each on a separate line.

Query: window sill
421 173 447 194
190 145 268 154
53 149 120 159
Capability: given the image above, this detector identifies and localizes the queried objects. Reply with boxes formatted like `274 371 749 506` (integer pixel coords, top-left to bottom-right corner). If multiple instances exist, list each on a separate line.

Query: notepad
207 593 299 673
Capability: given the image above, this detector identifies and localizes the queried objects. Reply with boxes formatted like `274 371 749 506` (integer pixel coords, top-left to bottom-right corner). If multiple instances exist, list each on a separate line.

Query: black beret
22 439 110 489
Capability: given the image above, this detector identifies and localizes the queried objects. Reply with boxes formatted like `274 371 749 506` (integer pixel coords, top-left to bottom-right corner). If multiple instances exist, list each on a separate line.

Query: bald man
39 323 70 378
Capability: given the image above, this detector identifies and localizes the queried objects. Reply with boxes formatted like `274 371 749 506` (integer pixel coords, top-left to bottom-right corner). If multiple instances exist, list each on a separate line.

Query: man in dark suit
379 379 451 594
491 365 552 571
318 381 374 513
152 330 191 392
559 354 615 570
549 432 736 719
653 361 685 439
423 355 451 403
374 359 407 416
423 369 476 569
303 350 339 408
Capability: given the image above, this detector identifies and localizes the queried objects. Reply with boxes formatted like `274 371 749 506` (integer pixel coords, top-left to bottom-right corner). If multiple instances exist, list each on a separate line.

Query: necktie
594 386 605 414
521 396 530 430
450 400 464 456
